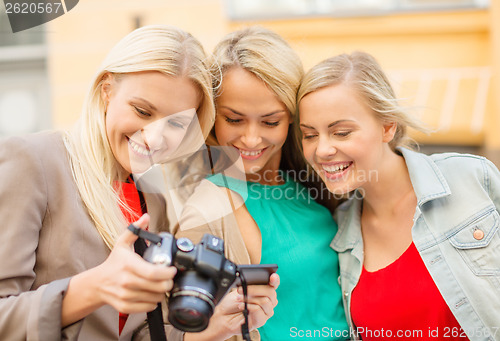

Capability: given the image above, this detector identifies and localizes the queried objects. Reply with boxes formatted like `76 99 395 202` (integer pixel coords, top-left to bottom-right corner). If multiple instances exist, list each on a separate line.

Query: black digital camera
128 226 277 333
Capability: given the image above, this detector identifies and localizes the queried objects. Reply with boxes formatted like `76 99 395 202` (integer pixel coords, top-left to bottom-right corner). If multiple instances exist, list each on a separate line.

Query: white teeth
240 149 263 156
129 139 152 156
323 163 350 173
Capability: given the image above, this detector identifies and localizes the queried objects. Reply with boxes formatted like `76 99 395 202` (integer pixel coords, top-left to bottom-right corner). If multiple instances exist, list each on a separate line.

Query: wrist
84 266 108 308
61 267 105 327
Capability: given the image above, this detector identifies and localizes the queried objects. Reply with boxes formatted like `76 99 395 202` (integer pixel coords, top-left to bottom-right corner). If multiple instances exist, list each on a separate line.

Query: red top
351 242 469 340
116 179 145 335
118 180 143 223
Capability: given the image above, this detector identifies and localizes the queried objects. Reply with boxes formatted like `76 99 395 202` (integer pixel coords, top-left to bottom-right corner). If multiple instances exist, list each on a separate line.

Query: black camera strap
238 271 252 341
131 237 165 341
127 173 167 341
131 232 167 341
146 303 167 341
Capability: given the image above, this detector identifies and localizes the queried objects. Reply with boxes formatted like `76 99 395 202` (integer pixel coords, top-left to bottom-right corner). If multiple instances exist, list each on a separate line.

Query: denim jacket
332 148 500 341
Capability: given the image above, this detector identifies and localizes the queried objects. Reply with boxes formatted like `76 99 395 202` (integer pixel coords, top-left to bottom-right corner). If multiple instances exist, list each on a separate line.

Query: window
224 0 490 20
0 5 50 137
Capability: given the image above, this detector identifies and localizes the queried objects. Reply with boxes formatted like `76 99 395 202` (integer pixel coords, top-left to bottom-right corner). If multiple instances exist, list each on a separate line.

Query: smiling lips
235 147 267 160
319 161 352 180
128 138 153 157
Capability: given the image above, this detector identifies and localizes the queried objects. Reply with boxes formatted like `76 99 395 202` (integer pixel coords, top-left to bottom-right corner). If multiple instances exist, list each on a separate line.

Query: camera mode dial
176 237 195 252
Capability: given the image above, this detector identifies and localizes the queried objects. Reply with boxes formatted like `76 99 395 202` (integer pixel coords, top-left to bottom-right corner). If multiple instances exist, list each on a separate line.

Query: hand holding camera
61 214 178 328
188 274 279 341
127 221 278 334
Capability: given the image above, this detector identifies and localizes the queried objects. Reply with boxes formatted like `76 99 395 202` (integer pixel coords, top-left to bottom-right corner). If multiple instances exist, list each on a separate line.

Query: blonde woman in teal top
176 26 348 341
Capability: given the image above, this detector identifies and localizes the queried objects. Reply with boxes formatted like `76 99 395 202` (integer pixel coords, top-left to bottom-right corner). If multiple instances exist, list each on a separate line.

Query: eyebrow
300 119 354 129
221 106 287 117
132 97 157 111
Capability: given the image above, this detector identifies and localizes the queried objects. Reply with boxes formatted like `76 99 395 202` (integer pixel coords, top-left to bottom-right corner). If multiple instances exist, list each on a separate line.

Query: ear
100 73 114 105
382 121 397 143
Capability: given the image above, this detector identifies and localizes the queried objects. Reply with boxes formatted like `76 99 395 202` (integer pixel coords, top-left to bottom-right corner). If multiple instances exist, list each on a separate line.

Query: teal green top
208 174 349 340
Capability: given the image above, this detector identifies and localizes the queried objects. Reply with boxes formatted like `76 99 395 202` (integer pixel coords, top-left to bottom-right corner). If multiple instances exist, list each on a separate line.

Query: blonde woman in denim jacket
296 51 500 341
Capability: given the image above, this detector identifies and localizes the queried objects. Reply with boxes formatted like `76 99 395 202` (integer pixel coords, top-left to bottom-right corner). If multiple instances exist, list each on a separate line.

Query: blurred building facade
1 0 499 164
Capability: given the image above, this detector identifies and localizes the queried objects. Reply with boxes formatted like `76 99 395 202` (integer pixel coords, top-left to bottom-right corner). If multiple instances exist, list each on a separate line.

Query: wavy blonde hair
64 25 215 249
297 51 427 151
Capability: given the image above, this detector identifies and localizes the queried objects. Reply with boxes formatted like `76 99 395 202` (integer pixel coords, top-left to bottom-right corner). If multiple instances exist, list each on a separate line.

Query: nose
141 120 167 151
240 123 262 148
315 135 337 159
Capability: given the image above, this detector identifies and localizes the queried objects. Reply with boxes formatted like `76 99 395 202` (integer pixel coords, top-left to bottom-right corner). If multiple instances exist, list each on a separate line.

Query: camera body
142 231 237 332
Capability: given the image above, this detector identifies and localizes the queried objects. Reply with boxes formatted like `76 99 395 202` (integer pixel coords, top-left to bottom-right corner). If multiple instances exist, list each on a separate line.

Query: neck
360 150 414 218
116 165 130 182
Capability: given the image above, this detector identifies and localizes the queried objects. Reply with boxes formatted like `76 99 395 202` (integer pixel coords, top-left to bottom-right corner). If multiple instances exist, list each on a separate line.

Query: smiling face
103 71 201 178
299 83 396 195
214 67 291 183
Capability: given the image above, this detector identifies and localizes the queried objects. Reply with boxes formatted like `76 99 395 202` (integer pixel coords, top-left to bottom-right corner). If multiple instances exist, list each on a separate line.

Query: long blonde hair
297 51 427 151
64 25 215 249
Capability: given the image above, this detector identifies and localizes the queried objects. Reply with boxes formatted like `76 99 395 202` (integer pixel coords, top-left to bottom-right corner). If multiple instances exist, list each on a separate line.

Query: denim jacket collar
400 147 451 206
331 147 452 253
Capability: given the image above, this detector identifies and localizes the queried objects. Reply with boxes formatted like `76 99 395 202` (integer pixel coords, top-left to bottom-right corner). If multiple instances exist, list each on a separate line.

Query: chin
128 159 152 174
244 165 264 175
323 181 347 195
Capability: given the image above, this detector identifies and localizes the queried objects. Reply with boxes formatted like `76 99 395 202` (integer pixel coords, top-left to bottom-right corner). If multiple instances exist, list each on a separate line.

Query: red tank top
351 242 469 340
116 178 145 335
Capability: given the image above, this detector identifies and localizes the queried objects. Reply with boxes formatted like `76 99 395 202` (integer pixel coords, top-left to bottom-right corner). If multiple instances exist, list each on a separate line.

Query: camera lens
169 298 210 330
168 271 217 332
172 307 203 325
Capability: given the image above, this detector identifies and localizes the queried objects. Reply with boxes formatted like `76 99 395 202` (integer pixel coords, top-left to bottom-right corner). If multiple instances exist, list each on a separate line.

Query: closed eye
168 119 186 129
134 106 151 117
302 134 317 140
225 117 242 124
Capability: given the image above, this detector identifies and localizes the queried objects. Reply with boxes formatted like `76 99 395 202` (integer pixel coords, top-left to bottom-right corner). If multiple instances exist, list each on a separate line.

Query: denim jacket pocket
449 210 500 276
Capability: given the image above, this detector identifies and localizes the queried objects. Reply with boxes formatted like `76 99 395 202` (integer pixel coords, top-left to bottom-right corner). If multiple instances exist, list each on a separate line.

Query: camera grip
234 264 278 286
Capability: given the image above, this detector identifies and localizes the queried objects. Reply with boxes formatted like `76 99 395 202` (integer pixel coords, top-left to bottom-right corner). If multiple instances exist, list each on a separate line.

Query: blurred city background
1 0 500 165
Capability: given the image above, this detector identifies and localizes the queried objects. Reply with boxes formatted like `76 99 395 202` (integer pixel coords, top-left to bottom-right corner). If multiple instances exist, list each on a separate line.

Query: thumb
116 213 150 248
269 273 280 289
133 213 150 230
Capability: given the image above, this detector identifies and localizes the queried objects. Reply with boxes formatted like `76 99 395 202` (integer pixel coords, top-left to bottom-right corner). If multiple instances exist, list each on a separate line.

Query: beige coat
0 132 183 341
